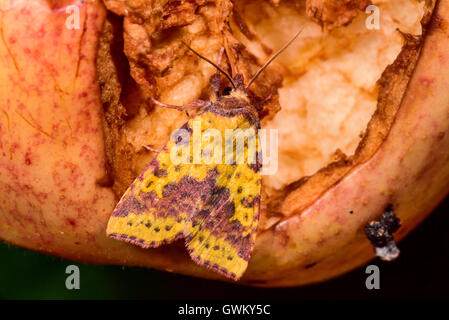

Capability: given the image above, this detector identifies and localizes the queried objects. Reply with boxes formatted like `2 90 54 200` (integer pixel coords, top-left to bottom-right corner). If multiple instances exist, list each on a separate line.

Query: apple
0 0 448 286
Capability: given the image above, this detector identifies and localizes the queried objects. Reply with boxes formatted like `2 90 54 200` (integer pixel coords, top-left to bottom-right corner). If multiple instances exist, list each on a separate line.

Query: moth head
223 73 249 102
182 28 302 100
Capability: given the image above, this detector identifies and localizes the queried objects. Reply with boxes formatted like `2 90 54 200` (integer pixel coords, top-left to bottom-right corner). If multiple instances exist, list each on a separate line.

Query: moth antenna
246 28 303 90
181 41 236 89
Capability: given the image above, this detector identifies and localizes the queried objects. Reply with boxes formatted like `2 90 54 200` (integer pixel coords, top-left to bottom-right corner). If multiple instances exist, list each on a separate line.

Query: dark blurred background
1 196 448 300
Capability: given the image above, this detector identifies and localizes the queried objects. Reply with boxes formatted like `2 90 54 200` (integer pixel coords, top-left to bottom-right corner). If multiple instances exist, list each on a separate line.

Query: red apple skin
0 0 448 286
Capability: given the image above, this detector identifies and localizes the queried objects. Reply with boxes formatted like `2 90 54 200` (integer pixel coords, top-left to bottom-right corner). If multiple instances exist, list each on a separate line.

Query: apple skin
0 0 448 287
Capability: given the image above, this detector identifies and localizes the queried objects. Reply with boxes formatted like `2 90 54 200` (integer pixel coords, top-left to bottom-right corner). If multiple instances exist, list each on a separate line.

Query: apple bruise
97 0 435 232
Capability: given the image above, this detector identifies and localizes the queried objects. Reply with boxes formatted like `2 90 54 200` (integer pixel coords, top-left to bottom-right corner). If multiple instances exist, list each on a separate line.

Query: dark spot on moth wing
213 245 220 250
198 209 211 219
145 221 152 228
237 186 243 193
240 197 254 208
248 159 262 172
154 168 168 177
154 227 161 232
223 202 236 219
165 225 173 231
207 186 228 206
162 183 178 198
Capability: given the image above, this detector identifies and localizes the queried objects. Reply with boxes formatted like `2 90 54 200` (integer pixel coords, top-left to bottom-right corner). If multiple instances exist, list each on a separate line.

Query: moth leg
150 97 184 111
143 145 162 153
254 92 274 113
210 47 225 97
150 97 209 116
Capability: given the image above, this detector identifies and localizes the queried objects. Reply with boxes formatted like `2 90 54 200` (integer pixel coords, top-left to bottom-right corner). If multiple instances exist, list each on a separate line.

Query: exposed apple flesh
0 0 448 286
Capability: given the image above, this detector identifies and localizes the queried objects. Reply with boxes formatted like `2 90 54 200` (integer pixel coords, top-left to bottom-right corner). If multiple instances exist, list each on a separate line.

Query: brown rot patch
66 218 76 227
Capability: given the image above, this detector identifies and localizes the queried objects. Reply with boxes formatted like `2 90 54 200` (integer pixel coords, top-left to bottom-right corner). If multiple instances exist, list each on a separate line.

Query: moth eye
222 86 232 96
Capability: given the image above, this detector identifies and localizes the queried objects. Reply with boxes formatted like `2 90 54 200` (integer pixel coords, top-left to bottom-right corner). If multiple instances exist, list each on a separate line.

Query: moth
107 31 301 280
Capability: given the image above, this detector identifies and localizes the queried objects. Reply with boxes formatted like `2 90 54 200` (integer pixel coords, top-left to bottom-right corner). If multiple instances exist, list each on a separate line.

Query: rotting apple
0 0 448 287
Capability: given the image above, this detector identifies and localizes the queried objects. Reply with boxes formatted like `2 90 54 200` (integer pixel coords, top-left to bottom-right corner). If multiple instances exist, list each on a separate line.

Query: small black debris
365 221 393 247
365 208 401 261
380 210 401 233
